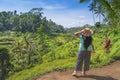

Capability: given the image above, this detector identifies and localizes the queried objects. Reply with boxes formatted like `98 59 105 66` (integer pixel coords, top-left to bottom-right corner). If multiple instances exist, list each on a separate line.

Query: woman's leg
72 51 84 75
76 51 84 71
82 51 91 75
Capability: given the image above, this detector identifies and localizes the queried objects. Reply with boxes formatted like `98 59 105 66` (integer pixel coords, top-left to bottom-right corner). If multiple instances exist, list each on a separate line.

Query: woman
72 28 95 76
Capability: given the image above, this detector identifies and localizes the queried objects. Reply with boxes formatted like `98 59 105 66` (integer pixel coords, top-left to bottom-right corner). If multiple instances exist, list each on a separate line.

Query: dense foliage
6 25 120 80
0 8 65 33
79 0 120 27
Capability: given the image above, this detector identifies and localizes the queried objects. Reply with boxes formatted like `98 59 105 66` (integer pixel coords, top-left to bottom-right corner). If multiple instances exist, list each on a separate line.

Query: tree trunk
92 10 95 25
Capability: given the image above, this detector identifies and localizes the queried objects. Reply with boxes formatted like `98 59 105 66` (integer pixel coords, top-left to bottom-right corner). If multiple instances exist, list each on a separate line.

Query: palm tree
11 36 25 66
79 0 89 3
88 2 96 25
78 0 120 26
23 33 34 65
79 0 97 25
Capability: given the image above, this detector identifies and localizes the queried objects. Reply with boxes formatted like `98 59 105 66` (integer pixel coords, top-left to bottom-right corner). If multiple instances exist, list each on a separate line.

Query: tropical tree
23 33 36 65
0 47 12 80
88 2 96 25
10 14 20 31
29 8 43 18
78 0 120 27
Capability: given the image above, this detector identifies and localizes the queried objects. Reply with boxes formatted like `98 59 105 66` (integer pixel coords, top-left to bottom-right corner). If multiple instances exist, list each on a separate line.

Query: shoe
81 71 86 76
72 71 77 76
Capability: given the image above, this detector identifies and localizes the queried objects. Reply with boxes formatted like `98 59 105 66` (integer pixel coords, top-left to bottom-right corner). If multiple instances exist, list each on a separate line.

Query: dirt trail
36 60 120 80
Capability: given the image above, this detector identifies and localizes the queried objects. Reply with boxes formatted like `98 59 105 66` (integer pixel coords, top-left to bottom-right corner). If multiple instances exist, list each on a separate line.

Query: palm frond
78 0 89 3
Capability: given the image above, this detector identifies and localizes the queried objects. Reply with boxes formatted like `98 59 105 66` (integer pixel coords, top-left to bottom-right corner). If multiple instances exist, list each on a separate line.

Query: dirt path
36 60 120 80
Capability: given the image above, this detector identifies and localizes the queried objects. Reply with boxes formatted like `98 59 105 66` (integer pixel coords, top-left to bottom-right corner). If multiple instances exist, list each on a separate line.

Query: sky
0 0 99 28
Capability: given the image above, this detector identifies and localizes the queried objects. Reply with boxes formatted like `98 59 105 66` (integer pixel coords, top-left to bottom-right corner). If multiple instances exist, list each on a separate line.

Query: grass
7 58 76 80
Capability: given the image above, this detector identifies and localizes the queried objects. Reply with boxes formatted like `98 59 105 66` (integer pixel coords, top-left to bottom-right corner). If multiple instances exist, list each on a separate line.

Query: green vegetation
7 58 76 80
6 26 120 80
0 47 12 80
0 0 120 80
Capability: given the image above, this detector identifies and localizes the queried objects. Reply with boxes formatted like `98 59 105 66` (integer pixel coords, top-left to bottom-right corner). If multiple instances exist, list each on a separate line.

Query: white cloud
44 9 95 28
78 16 85 19
41 5 67 10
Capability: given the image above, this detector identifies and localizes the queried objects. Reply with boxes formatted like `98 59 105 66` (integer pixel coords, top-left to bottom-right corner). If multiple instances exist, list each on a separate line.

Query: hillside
6 26 120 80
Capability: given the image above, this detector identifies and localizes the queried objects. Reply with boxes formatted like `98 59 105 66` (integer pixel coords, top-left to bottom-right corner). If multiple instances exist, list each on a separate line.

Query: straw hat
82 28 93 36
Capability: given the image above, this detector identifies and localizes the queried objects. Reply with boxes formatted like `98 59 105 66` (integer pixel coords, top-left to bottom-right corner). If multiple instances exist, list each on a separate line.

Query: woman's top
79 35 93 51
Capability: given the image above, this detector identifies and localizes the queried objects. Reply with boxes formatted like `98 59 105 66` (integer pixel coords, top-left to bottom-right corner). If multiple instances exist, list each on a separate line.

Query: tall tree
78 0 120 26
88 2 96 25
29 8 43 18
0 47 11 80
